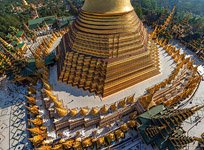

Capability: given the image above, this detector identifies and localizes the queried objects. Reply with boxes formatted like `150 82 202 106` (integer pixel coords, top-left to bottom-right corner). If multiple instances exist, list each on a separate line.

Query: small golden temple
57 0 160 97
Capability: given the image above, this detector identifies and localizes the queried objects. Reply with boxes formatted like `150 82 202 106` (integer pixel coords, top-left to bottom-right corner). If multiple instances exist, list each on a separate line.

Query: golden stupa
57 0 160 97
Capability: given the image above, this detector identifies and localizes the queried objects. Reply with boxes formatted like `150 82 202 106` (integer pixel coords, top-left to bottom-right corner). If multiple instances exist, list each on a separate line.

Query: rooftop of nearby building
28 16 56 29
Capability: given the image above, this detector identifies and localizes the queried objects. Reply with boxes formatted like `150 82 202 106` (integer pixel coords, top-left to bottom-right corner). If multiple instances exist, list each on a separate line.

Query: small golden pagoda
57 0 160 97
22 0 28 6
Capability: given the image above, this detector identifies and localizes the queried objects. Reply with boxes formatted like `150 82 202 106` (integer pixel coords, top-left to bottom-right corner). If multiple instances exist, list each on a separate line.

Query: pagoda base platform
103 67 160 97
49 47 175 109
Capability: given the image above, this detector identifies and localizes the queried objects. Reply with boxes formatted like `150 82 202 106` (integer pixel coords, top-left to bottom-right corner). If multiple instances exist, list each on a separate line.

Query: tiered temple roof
137 105 204 150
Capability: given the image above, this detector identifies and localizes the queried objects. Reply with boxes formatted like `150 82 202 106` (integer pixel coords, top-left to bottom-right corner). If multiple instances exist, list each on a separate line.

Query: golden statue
22 0 28 6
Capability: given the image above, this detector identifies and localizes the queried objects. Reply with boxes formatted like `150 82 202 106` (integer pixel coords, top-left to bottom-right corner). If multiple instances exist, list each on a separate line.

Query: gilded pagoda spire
115 129 125 140
62 139 74 149
139 94 155 110
51 144 63 150
44 89 67 111
26 105 39 115
91 107 99 116
0 37 13 49
22 0 28 6
145 125 166 138
29 116 43 126
82 138 93 148
25 96 36 104
56 107 68 117
35 145 51 150
161 5 176 30
70 108 78 116
97 137 106 147
100 105 109 114
28 135 45 145
0 52 12 67
27 126 47 135
80 107 89 116
160 105 204 126
42 80 51 90
164 135 203 149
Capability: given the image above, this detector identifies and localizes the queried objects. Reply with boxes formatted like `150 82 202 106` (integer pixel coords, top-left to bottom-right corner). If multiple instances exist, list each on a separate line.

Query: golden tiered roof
57 0 160 97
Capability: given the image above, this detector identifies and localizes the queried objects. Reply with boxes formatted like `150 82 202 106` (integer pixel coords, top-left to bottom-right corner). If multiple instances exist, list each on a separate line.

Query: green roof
6 34 13 39
139 105 164 119
16 43 25 49
45 52 56 65
21 59 36 76
11 41 18 46
16 31 24 38
28 18 44 26
28 16 56 29
45 16 56 24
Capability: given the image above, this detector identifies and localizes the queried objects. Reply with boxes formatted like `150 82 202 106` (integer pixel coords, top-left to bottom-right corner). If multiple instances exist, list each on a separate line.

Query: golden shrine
57 0 160 97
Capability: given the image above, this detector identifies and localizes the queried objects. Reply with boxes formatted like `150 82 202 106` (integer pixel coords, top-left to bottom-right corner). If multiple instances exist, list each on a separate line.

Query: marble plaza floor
0 76 31 150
